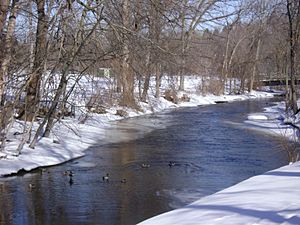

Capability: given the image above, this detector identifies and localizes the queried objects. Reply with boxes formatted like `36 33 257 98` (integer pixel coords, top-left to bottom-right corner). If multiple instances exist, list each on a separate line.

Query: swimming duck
103 173 109 182
141 163 150 168
63 170 74 176
28 183 35 189
68 171 74 177
121 178 127 183
168 161 176 167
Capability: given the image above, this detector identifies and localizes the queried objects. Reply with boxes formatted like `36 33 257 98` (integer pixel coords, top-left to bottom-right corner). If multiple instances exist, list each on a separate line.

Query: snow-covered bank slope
138 161 300 225
0 90 274 177
246 100 298 140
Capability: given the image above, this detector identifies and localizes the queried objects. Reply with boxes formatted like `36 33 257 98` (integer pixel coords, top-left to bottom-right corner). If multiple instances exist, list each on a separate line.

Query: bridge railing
258 73 300 82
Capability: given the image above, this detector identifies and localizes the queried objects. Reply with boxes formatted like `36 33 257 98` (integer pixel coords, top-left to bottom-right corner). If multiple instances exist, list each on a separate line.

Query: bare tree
29 0 103 147
119 0 136 107
23 0 48 121
0 0 19 152
141 0 164 102
0 0 19 105
178 0 222 91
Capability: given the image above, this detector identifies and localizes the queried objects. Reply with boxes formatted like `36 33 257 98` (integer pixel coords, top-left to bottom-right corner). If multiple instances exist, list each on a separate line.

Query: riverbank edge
0 90 277 177
138 160 300 225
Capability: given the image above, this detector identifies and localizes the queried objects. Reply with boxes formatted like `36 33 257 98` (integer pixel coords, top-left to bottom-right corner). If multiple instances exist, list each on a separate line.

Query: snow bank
246 100 298 140
138 161 300 225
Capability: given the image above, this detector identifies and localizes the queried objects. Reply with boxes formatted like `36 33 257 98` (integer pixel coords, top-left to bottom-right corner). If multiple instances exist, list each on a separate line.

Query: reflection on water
0 99 287 225
103 114 173 144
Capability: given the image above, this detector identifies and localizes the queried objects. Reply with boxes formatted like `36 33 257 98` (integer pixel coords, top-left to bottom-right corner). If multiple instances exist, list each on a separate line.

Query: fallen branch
284 122 300 132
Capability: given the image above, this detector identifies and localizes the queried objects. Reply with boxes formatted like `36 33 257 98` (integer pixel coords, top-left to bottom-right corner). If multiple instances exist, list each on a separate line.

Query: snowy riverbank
0 86 276 177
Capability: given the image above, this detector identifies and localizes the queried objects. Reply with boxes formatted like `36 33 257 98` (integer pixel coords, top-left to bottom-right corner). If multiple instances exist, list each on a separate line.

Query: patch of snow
247 114 269 120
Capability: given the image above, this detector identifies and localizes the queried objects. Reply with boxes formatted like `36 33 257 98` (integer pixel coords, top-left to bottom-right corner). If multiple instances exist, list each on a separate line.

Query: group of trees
0 0 299 153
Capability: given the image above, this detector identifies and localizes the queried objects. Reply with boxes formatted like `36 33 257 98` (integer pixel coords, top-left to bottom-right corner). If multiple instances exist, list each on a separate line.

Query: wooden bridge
257 74 300 86
260 79 300 86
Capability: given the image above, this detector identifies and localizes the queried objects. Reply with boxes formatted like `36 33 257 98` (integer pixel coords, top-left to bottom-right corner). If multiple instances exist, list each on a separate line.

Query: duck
63 170 74 176
68 171 74 177
121 178 127 184
141 163 150 168
168 161 176 167
40 168 47 174
102 173 109 182
28 183 35 189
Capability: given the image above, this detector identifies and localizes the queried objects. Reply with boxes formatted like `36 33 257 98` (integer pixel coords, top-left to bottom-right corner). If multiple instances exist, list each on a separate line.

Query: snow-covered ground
245 101 298 141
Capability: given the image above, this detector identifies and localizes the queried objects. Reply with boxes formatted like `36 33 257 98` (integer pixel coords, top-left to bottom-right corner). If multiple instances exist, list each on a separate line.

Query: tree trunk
141 51 151 102
0 0 19 105
27 0 35 71
0 0 9 66
141 0 157 102
143 0 162 100
121 43 135 107
120 0 135 107
221 31 230 95
155 64 162 98
249 38 261 92
116 75 122 93
179 8 187 92
0 0 19 151
178 0 186 91
179 56 186 91
285 62 289 111
287 0 299 114
0 0 9 34
42 72 67 138
25 0 48 121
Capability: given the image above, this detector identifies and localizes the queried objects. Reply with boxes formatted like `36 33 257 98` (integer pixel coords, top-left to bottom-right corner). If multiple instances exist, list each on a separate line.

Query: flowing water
0 99 287 225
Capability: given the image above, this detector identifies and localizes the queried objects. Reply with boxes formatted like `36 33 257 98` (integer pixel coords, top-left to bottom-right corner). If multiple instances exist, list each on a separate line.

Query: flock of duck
101 161 176 183
28 161 177 190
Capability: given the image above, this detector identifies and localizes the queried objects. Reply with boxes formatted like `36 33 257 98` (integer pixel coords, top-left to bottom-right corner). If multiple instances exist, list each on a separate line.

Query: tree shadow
183 204 300 224
264 171 300 177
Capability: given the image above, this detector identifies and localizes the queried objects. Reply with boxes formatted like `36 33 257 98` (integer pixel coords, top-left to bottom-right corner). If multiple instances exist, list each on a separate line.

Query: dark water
0 99 287 225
